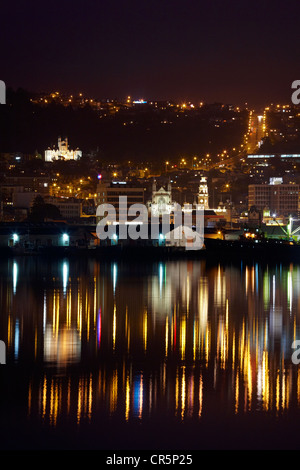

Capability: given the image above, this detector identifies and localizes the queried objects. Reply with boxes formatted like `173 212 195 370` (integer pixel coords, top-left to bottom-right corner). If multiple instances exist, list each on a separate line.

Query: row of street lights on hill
164 156 212 172
164 147 248 171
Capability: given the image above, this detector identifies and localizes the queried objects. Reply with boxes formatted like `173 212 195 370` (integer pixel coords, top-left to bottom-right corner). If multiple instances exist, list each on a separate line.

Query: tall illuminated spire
197 176 209 210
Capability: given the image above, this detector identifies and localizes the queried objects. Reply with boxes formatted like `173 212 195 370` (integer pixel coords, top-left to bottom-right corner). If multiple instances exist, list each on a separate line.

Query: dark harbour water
1 256 300 450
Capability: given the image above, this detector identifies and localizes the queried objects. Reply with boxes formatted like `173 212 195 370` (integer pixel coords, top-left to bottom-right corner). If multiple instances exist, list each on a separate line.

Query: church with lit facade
45 137 82 162
148 177 210 216
147 181 174 216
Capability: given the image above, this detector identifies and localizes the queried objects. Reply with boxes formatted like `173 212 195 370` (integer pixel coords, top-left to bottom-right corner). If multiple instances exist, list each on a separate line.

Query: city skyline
3 0 300 454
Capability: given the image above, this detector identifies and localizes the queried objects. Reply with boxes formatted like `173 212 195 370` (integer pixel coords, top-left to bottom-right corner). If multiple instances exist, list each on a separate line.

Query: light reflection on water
1 257 300 445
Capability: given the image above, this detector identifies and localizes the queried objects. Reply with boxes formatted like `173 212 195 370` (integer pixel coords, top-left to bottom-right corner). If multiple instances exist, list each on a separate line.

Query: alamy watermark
0 341 6 364
291 340 300 364
291 80 300 105
96 198 204 250
0 80 6 104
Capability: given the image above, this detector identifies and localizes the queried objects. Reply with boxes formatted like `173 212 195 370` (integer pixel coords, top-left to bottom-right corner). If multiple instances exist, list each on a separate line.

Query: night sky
2 0 300 108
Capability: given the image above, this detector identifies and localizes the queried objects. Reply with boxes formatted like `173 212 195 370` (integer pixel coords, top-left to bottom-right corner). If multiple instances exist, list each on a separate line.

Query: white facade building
148 181 175 216
45 137 82 162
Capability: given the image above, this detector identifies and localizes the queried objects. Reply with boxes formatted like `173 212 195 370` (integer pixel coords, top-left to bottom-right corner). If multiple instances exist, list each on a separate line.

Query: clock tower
197 176 209 210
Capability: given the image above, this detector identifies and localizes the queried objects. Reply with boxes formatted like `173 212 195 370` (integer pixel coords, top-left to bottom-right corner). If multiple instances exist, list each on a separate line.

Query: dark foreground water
1 256 300 449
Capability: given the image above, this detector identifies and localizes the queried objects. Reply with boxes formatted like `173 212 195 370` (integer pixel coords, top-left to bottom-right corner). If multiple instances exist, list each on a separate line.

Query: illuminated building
197 176 209 210
0 223 95 248
148 181 174 216
95 181 145 220
247 153 300 163
45 137 82 162
248 178 300 216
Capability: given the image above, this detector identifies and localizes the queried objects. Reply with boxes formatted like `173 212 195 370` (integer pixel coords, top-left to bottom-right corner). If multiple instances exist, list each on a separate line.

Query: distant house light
13 234 19 242
62 233 69 243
